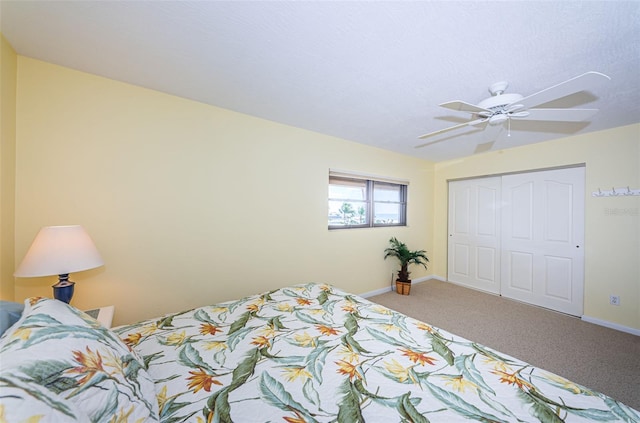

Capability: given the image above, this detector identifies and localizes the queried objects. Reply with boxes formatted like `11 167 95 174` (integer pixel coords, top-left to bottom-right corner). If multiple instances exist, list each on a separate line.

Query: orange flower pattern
122 332 142 347
335 359 363 381
492 369 536 391
399 348 436 366
316 324 339 336
186 369 222 393
199 323 221 336
67 347 105 384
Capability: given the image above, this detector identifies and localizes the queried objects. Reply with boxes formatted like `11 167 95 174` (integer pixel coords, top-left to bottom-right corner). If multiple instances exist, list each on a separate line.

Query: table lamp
14 225 104 303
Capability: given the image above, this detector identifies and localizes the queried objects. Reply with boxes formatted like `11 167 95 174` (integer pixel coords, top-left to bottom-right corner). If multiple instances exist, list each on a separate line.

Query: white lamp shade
14 225 104 277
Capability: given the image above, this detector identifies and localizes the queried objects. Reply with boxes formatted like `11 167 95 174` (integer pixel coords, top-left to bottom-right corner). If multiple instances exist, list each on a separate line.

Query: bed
1 283 638 422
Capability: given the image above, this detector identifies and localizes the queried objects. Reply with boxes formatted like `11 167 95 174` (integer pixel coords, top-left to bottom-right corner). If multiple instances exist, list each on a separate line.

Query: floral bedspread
114 283 640 422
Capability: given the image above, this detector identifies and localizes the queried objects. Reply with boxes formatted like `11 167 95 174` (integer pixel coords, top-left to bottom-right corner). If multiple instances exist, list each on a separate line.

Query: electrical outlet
609 295 620 306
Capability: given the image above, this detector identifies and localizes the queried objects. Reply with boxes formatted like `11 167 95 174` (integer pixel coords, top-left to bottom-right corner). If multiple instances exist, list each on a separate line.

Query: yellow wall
0 34 17 300
8 55 639 332
14 57 435 325
433 124 640 330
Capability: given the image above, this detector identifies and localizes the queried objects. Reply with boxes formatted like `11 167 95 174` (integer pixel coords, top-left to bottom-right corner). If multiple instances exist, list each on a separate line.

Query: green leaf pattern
113 283 640 422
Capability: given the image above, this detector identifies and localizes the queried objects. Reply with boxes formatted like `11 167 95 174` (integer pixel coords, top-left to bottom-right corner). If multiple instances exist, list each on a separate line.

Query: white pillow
0 297 160 422
0 384 90 422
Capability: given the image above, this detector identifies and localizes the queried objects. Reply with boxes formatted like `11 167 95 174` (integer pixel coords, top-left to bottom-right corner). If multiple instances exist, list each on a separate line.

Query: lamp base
53 275 75 303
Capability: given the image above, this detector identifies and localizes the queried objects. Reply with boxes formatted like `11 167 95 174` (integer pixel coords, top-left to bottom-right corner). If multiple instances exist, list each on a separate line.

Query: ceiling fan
416 71 611 148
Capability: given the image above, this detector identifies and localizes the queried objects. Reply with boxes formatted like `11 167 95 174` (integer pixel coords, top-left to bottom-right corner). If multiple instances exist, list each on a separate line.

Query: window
328 170 407 229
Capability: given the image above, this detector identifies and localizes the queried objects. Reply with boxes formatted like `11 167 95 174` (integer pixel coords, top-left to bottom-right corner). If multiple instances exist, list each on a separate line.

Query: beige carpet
369 279 640 411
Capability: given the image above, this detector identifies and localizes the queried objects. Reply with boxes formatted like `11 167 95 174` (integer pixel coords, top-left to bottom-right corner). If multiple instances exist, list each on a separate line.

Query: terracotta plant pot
396 280 411 295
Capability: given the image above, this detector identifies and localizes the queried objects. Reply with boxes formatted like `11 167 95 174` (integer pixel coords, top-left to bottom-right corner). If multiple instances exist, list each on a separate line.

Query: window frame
372 180 408 227
328 171 408 230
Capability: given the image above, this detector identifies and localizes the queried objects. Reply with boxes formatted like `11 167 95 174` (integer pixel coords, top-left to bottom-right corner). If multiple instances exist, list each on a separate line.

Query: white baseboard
359 275 445 298
581 315 640 336
359 286 392 298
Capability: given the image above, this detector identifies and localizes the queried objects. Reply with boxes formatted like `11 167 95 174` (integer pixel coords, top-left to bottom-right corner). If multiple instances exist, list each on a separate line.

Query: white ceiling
2 1 639 162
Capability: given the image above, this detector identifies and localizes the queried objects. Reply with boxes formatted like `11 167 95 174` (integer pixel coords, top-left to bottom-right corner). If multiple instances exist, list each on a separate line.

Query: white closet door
448 177 501 294
500 167 585 316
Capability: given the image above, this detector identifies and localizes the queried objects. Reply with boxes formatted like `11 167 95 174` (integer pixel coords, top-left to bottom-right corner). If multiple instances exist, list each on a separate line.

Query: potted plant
384 237 429 295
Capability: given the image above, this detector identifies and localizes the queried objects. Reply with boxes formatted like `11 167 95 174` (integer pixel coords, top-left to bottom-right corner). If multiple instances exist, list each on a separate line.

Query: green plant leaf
178 343 216 374
352 379 398 408
344 313 359 336
341 333 369 354
267 315 286 331
282 288 305 298
154 309 191 329
193 309 216 324
260 291 276 303
366 326 404 347
294 310 326 326
213 349 227 367
227 311 252 336
0 377 79 419
426 379 502 421
66 372 110 399
228 348 260 390
158 396 193 422
471 343 518 364
603 397 640 422
321 299 337 316
337 379 364 423
391 313 412 333
258 372 296 408
518 389 564 423
211 388 232 423
454 355 494 394
477 390 521 421
568 404 635 421
13 359 74 394
317 290 329 305
224 297 250 314
259 372 318 422
226 325 254 351
397 392 430 423
203 350 260 423
21 325 110 349
141 351 164 369
89 385 119 423
429 334 454 366
306 345 332 383
303 378 321 407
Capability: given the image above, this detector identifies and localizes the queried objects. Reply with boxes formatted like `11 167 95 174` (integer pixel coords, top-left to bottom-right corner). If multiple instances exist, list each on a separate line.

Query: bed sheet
114 283 640 422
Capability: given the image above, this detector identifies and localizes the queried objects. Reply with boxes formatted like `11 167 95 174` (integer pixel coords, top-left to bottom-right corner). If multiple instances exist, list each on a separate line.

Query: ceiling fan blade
474 141 496 154
514 108 600 122
416 118 488 145
440 100 491 114
514 71 610 109
474 122 505 154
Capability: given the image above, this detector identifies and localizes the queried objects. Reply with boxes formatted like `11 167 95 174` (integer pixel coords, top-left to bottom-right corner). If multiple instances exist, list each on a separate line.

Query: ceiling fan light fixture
489 114 508 125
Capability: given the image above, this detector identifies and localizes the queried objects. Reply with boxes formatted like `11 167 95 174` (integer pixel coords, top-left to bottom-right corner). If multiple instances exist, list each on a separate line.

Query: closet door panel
448 178 501 294
500 167 585 316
